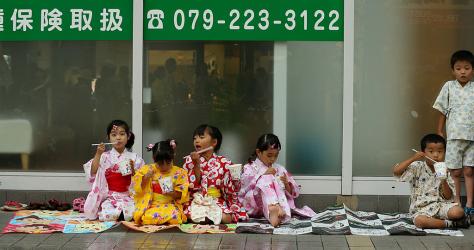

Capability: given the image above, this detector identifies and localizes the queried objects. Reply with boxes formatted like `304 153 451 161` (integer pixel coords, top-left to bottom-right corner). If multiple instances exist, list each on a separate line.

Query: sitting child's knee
448 206 465 220
413 217 425 228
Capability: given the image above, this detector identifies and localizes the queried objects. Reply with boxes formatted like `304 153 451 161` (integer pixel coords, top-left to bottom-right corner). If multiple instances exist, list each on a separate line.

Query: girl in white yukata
239 134 316 227
83 120 144 221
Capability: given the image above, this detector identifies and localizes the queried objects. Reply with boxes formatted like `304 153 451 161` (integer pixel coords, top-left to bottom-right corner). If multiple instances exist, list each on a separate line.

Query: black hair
146 139 176 164
450 50 474 69
193 124 222 152
248 133 282 163
106 120 135 149
420 134 446 152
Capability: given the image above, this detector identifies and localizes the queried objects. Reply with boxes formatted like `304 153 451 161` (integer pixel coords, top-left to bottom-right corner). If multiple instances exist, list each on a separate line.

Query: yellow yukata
133 165 189 225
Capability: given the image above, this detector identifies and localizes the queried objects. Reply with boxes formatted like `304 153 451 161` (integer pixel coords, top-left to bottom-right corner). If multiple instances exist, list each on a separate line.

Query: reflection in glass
354 1 474 176
0 41 132 171
286 42 343 175
143 41 273 165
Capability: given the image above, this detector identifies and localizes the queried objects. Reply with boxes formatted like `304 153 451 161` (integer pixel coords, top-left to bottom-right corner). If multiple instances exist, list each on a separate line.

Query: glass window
0 41 132 171
354 1 474 176
286 42 343 175
143 41 273 165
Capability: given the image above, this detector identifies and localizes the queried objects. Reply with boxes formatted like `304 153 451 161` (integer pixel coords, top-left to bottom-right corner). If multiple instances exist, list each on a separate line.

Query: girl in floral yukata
133 139 189 225
83 120 144 221
183 124 247 224
239 134 316 227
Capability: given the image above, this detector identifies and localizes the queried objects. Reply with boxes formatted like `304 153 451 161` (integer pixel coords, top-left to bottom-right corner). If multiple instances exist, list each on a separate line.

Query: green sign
0 0 132 41
0 0 343 41
144 0 344 41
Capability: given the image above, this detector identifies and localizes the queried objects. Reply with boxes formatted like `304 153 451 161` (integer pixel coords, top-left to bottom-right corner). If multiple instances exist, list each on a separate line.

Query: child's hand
264 167 276 175
280 175 289 185
129 160 135 176
144 167 154 179
412 151 425 161
168 191 181 200
190 152 200 168
95 143 105 156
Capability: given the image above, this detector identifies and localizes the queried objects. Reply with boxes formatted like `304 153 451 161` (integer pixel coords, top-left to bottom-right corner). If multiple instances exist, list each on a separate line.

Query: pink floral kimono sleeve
239 162 266 210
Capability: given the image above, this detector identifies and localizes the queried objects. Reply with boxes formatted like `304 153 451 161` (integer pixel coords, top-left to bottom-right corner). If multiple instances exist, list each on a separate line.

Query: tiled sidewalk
0 212 474 249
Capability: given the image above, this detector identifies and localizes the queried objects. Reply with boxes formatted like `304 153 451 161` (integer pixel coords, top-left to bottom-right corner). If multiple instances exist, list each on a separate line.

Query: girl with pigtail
133 139 190 225
239 134 316 227
83 120 144 221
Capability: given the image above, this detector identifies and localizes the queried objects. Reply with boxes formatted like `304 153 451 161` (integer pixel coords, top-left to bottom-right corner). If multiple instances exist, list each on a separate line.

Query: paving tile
88 242 118 249
138 243 167 249
165 244 194 250
193 245 219 250
19 234 50 243
0 234 25 245
372 247 401 250
246 234 272 242
346 235 374 247
67 235 99 244
419 237 451 249
220 235 245 245
218 245 245 250
142 237 170 245
370 237 399 248
36 245 62 250
60 242 92 249
170 234 198 241
394 237 426 250
322 235 349 247
271 242 297 250
242 244 272 250
297 246 324 250
10 241 40 249
324 247 349 250
194 235 221 246
271 235 296 242
349 247 375 250
322 235 348 246
197 234 222 240
296 234 321 242
40 234 74 245
124 233 149 240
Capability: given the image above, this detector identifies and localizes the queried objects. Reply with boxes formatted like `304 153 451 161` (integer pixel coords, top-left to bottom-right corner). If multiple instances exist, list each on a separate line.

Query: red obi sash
106 171 131 192
152 182 163 194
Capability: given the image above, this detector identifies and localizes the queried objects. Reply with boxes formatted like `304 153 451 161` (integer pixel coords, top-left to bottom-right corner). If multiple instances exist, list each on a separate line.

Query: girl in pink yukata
83 120 144 221
239 134 316 227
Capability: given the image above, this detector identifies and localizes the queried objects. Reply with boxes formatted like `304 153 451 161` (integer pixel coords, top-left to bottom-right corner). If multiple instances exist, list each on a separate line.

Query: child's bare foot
268 204 281 227
277 205 286 219
221 213 232 224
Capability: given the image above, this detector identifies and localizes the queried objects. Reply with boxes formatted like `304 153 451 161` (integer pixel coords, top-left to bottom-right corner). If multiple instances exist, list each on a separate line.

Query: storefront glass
142 41 273 165
353 1 474 176
0 41 132 171
286 41 343 175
